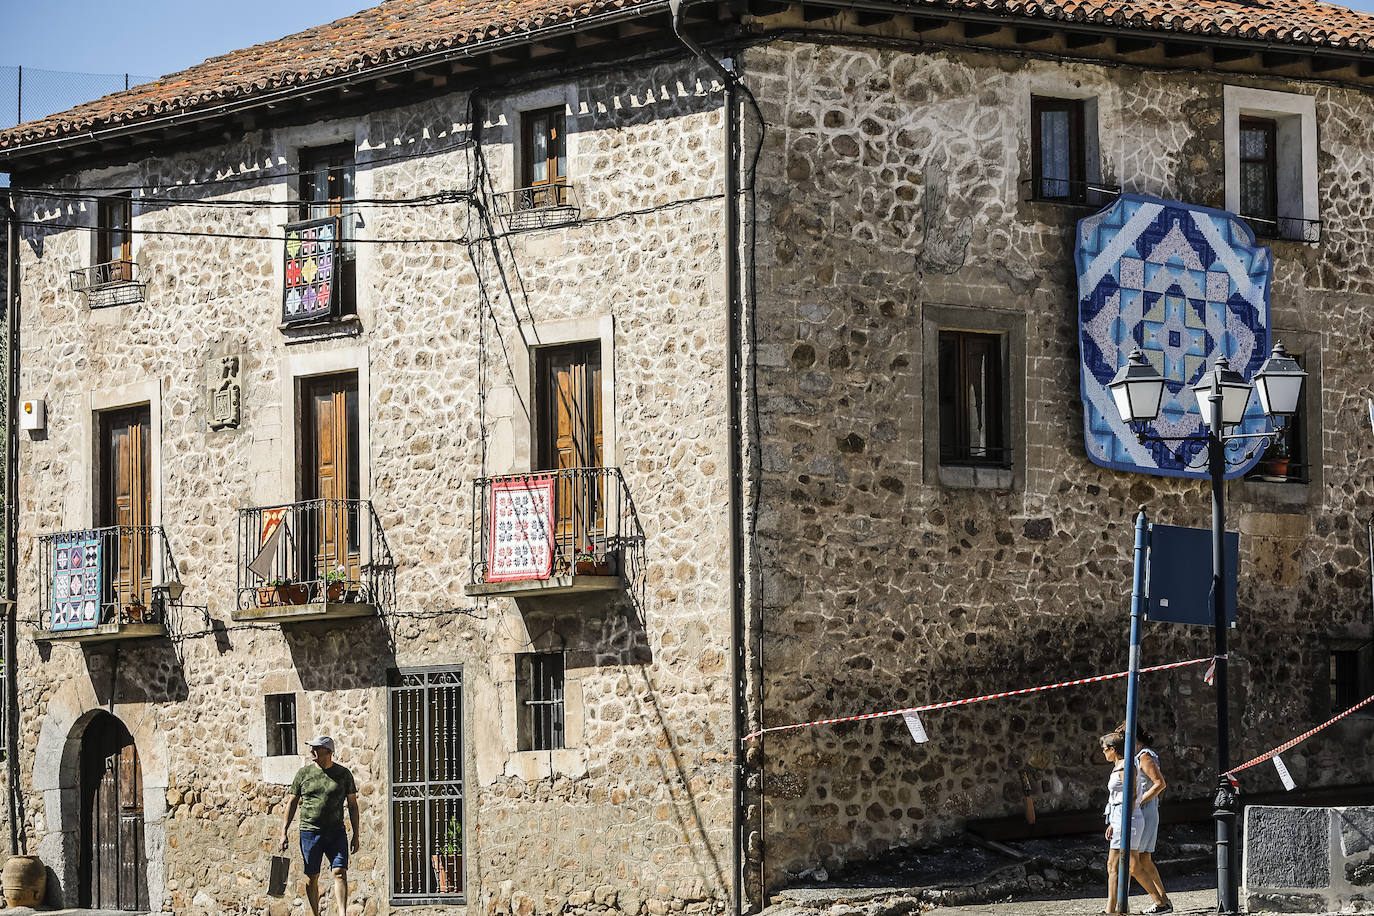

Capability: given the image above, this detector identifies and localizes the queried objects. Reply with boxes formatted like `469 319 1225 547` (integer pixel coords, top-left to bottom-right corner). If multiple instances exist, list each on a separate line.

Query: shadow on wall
282 614 397 691
85 640 190 705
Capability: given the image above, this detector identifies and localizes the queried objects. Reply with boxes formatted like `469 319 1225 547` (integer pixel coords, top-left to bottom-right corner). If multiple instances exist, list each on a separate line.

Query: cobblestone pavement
927 872 1219 916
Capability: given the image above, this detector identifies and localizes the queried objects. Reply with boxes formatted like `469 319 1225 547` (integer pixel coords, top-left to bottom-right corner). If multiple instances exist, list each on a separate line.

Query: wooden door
536 344 602 553
522 108 567 207
92 743 146 910
302 375 360 584
100 407 152 619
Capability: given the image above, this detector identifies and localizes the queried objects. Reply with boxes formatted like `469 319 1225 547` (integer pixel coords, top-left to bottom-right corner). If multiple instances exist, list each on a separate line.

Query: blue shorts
300 828 349 876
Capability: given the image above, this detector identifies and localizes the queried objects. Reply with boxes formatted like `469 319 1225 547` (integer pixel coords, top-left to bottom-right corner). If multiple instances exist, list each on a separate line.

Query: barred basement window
517 652 565 752
265 693 297 757
389 668 464 901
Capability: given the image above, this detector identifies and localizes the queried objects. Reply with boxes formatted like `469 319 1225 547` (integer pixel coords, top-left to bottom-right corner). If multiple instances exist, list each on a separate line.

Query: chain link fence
0 66 154 185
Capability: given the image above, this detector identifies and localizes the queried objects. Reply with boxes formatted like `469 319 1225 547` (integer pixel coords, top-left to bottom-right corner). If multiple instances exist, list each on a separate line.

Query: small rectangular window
1239 117 1278 235
96 194 134 283
298 144 356 316
266 693 297 757
1330 650 1367 715
520 108 568 209
516 652 565 752
938 330 1009 468
1031 97 1085 202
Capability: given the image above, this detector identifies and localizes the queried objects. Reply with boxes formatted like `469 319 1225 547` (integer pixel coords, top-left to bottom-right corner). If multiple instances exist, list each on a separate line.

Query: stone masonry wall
745 38 1374 885
11 57 734 915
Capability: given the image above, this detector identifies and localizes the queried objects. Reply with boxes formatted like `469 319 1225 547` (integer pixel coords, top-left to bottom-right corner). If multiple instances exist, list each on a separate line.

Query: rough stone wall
11 58 735 915
745 38 1374 884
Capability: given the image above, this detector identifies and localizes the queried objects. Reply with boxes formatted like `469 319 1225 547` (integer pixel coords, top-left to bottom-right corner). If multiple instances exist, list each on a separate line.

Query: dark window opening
520 107 568 209
517 652 566 752
96 194 134 283
1330 650 1369 715
389 668 464 901
939 330 1010 468
1031 97 1085 203
1239 117 1278 236
266 693 297 757
299 143 356 316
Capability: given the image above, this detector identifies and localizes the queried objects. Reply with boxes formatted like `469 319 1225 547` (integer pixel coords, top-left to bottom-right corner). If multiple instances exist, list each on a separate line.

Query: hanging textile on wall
1077 194 1273 479
487 476 557 582
283 216 338 323
51 530 101 631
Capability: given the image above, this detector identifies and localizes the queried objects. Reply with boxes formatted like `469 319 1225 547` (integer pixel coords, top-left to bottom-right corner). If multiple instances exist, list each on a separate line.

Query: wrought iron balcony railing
38 526 179 632
237 499 394 612
469 467 644 592
493 182 581 230
69 260 147 307
1240 213 1322 243
1019 178 1122 207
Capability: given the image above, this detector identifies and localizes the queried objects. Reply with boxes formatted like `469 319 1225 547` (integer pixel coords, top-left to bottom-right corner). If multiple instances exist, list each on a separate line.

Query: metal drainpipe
4 192 20 855
667 4 748 912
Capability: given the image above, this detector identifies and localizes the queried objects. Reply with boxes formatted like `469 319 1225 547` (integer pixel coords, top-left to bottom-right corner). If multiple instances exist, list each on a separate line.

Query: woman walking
1120 723 1173 914
1100 732 1143 915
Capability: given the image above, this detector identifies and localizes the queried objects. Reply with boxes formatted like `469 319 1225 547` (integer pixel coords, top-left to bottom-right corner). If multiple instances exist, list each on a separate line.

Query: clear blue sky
0 1 376 79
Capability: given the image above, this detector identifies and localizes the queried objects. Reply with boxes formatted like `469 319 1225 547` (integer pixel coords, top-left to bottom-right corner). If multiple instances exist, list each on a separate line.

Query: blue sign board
1077 195 1273 479
1146 523 1238 626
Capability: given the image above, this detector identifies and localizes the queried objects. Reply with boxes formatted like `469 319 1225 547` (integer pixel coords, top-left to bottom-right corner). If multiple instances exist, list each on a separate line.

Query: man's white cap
306 735 335 753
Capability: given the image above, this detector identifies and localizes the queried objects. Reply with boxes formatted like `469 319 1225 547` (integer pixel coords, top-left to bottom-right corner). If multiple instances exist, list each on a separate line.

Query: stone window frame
1222 86 1319 243
497 84 582 198
254 674 315 785
922 303 1025 491
1235 328 1321 507
273 122 374 329
489 315 617 476
496 631 586 781
278 346 372 505
1023 83 1104 208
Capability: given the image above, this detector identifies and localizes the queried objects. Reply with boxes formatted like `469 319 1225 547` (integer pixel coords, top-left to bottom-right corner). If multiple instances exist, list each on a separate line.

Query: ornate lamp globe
1107 348 1165 424
1192 356 1253 427
1253 342 1306 419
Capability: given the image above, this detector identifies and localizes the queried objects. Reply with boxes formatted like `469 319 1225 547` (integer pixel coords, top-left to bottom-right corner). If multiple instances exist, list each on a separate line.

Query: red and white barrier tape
743 657 1211 743
1225 691 1374 776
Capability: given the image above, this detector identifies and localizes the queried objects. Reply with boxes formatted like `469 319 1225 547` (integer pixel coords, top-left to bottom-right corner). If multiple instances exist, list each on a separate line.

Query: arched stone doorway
76 711 147 910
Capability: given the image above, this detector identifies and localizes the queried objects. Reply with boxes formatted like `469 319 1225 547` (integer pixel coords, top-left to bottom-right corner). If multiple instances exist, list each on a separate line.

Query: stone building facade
4 0 1374 910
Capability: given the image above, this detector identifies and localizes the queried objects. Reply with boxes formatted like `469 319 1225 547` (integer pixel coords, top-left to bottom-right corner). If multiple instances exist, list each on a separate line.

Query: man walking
279 735 360 916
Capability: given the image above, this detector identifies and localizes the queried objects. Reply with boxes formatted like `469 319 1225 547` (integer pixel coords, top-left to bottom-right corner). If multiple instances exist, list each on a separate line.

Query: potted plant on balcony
574 545 612 576
431 815 462 894
1255 436 1291 479
125 592 148 624
323 566 349 602
259 578 311 606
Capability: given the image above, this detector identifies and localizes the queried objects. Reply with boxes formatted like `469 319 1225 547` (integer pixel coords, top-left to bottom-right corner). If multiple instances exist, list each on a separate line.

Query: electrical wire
13 187 475 210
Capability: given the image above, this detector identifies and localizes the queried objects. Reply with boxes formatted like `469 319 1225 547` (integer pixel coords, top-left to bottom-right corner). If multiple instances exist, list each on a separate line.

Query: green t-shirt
290 763 357 833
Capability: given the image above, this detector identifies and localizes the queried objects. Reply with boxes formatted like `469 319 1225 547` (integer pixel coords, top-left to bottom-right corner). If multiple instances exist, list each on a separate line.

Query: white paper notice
1273 755 1296 791
902 712 929 744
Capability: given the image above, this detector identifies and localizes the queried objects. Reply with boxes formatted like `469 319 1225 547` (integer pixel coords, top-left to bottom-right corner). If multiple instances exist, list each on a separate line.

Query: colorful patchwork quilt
1077 194 1273 479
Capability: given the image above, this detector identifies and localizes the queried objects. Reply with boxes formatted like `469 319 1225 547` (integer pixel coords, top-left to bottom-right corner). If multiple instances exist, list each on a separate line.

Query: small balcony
1240 213 1322 244
69 259 147 308
493 182 580 231
235 499 393 623
36 526 181 643
466 467 644 598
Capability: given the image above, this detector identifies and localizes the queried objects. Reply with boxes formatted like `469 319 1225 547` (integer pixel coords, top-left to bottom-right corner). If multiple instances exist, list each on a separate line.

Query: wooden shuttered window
98 406 153 613
301 374 361 579
299 144 357 314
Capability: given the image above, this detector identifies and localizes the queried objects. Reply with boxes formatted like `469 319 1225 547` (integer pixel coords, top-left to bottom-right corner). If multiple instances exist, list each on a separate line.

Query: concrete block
1340 807 1374 857
1247 806 1330 888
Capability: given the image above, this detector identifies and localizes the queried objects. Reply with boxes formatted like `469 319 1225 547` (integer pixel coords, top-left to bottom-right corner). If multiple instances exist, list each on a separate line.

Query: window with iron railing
517 652 565 752
1031 96 1085 203
389 668 464 902
266 693 297 757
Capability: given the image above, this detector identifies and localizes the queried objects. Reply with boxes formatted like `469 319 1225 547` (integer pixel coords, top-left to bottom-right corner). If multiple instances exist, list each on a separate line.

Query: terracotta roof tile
2 0 1373 154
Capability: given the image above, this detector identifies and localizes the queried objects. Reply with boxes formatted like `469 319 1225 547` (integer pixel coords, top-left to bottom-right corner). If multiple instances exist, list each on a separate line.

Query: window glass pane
1240 161 1274 220
532 115 549 183
1039 109 1071 197
939 330 1007 467
1240 125 1269 160
964 338 992 455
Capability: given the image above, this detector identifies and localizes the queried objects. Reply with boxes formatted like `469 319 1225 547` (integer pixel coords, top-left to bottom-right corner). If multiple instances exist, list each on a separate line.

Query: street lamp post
1108 342 1306 915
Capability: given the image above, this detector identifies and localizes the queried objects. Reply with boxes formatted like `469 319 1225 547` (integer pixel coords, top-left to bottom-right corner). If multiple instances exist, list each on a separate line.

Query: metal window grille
389 668 464 902
519 652 565 752
266 694 297 757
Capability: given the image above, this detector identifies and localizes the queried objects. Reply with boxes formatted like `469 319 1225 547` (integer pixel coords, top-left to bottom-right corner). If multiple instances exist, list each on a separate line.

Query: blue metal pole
1119 507 1148 912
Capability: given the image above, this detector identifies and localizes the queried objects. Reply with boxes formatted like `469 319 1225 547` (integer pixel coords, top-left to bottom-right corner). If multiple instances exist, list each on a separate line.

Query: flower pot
431 853 462 894
574 559 612 576
126 602 147 623
326 582 345 601
1257 457 1290 478
281 583 311 605
2 854 46 907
